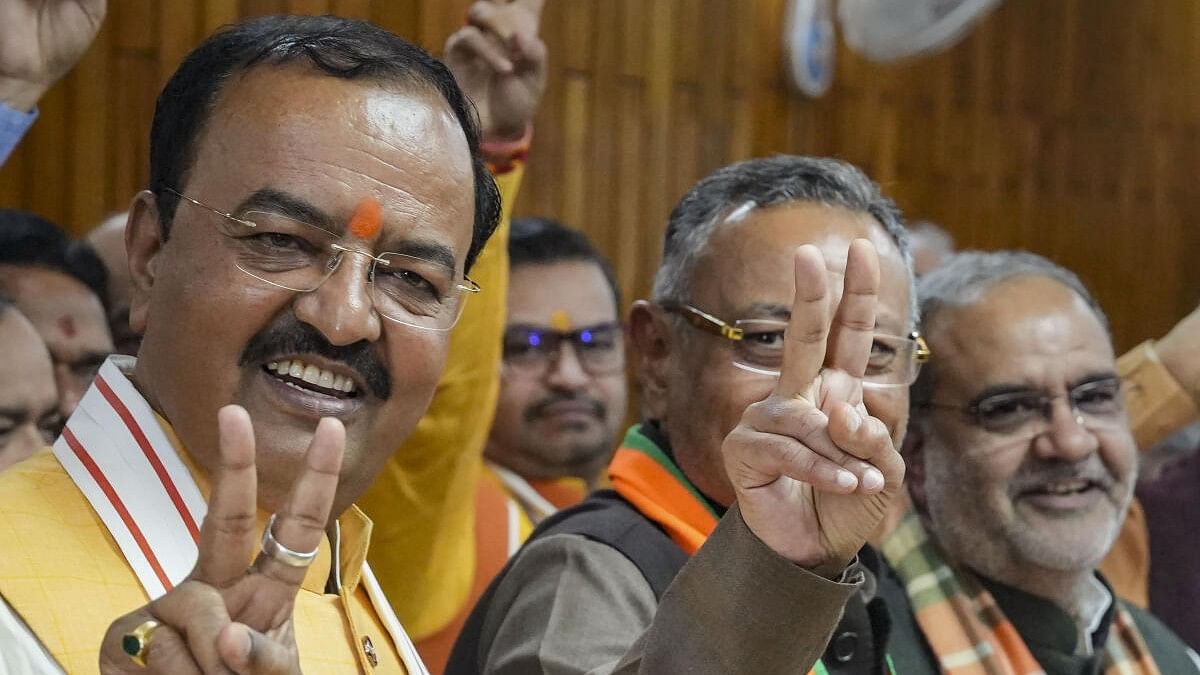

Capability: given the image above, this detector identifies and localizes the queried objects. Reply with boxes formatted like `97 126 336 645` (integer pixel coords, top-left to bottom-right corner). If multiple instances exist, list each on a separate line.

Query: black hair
149 14 501 271
509 216 621 309
0 209 110 309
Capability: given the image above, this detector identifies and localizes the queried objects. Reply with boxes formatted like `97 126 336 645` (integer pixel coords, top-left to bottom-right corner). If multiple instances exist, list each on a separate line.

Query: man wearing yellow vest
0 11 878 675
0 14 503 674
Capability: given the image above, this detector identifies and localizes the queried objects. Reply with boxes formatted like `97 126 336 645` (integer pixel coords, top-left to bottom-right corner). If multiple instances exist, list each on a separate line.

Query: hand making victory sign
98 407 345 674
723 239 905 576
443 0 547 142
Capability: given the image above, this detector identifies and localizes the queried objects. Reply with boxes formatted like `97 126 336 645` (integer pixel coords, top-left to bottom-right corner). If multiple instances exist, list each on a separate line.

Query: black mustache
239 315 391 400
524 393 605 422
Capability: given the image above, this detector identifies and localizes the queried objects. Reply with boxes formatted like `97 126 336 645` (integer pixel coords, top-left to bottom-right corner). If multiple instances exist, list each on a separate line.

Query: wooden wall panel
0 0 1196 351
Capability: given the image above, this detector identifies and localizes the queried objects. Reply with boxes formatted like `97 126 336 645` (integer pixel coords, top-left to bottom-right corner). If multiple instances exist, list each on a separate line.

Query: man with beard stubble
883 250 1199 673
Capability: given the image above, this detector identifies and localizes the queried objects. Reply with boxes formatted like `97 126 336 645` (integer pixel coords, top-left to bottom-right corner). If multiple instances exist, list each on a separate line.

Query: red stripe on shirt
63 426 174 592
96 375 201 543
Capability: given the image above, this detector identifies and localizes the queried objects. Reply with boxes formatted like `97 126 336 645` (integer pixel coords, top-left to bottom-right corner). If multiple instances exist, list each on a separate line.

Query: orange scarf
607 424 869 675
607 425 719 555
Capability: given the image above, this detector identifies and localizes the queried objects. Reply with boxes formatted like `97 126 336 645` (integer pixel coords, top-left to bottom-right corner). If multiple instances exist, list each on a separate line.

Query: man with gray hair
885 250 1198 673
449 155 927 674
906 220 955 276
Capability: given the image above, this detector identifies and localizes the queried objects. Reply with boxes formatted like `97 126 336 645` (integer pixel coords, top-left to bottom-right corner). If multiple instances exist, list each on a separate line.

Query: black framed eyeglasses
925 376 1125 434
502 322 625 376
659 301 930 387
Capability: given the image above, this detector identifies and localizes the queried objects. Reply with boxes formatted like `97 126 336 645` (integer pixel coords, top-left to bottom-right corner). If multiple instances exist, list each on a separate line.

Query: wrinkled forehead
692 202 911 332
931 277 1116 394
185 64 476 262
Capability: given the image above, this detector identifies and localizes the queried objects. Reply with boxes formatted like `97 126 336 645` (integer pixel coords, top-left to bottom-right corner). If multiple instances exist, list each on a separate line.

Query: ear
125 190 164 335
900 418 928 512
628 300 673 420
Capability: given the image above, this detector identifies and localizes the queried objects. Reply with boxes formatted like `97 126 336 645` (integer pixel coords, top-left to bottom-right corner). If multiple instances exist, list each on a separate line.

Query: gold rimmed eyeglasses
659 301 930 387
166 189 479 331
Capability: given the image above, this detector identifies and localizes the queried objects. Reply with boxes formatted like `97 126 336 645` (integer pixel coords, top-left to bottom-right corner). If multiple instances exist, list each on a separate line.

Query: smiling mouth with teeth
1028 480 1096 496
265 359 358 398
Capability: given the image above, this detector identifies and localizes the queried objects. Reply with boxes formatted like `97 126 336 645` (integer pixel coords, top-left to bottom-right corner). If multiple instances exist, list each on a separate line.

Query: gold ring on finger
122 620 160 667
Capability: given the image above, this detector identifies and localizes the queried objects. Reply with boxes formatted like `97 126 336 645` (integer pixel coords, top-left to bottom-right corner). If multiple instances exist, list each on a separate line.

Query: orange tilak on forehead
348 197 382 240
550 310 573 332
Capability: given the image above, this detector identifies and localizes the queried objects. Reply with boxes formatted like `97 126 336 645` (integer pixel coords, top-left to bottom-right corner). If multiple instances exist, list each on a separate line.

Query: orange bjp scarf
608 424 861 675
607 425 719 556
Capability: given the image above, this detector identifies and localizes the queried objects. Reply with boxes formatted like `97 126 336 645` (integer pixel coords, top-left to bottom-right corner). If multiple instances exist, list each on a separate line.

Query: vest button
832 631 859 663
362 635 379 667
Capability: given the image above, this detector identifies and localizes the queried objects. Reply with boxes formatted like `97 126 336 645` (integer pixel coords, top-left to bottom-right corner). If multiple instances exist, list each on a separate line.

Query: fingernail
240 627 255 656
845 407 862 433
862 468 884 491
836 469 858 489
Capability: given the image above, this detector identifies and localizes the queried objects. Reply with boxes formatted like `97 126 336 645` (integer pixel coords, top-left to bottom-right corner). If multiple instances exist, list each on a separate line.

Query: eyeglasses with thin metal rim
164 189 480 331
920 376 1126 435
502 322 626 377
658 301 930 387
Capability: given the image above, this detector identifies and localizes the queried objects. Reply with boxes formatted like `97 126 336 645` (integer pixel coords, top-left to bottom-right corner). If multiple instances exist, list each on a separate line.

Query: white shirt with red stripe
53 356 205 598
50 356 429 674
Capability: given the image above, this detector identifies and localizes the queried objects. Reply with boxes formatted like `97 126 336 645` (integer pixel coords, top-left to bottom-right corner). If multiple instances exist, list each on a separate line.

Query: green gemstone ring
122 620 160 667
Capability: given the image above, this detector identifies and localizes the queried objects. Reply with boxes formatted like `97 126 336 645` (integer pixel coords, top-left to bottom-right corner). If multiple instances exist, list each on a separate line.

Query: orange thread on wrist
349 198 382 239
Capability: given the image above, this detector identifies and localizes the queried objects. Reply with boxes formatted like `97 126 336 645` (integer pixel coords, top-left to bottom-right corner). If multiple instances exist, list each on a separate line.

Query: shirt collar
977 570 1115 657
1077 574 1114 656
115 356 372 596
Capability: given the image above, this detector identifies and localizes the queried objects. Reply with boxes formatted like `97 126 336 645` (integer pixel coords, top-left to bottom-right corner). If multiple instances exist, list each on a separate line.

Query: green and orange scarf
608 424 892 675
608 425 720 555
882 510 1161 675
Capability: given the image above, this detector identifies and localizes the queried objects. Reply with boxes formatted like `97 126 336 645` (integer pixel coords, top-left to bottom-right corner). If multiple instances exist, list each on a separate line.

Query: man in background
0 295 59 472
881 218 1161 608
906 220 955 276
484 217 627 524
88 211 141 355
0 210 114 418
889 250 1197 673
